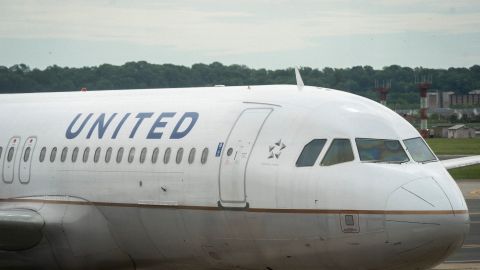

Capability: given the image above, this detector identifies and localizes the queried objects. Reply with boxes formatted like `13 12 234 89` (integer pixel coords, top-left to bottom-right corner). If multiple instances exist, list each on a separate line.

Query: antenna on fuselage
295 66 304 90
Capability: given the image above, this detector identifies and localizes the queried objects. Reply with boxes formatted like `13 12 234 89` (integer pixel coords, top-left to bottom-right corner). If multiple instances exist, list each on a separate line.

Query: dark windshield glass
403 137 436 163
356 138 409 163
321 139 354 166
296 139 327 167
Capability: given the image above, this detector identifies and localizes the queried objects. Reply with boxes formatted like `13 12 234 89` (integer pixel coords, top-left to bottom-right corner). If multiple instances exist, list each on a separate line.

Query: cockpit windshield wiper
421 159 438 164
366 160 383 163
365 160 408 164
387 160 409 164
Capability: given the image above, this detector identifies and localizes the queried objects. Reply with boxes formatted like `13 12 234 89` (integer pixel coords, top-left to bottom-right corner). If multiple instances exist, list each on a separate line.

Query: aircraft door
219 108 273 207
19 137 37 184
3 137 20 184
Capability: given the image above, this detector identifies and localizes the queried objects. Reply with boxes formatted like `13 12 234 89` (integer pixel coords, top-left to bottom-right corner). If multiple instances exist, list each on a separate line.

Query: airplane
0 69 478 270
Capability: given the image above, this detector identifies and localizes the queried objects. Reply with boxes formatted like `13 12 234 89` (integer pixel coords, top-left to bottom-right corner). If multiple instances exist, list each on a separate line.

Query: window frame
82 147 90 163
355 138 409 164
403 137 437 163
60 147 68 163
116 147 124 163
320 138 355 166
164 147 171 164
200 148 209 164
152 147 159 164
39 147 47 162
188 148 196 164
295 139 327 167
105 147 112 163
7 147 15 162
23 147 31 162
128 147 135 163
72 147 79 162
50 147 57 163
176 148 184 164
94 147 101 163
140 147 147 164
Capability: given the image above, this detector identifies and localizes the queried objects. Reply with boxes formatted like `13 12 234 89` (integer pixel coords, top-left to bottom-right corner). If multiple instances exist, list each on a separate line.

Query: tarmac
434 180 480 269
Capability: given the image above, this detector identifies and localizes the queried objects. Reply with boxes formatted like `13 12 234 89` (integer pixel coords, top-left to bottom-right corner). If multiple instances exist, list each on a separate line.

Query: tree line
1 61 480 109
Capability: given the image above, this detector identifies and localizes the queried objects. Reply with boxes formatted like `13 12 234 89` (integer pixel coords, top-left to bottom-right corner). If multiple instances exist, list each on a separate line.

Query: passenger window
7 147 15 162
61 147 68 162
116 147 124 163
176 148 184 164
296 139 327 167
72 147 79 162
152 147 159 163
356 138 409 163
105 147 112 163
321 139 354 166
50 147 57 162
39 147 46 162
83 147 90 163
188 148 196 164
140 147 147 164
94 147 101 163
201 148 208 164
164 148 171 164
23 147 31 162
128 147 135 163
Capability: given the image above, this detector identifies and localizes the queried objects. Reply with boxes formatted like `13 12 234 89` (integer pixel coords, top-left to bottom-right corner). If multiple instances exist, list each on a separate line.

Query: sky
1 0 480 70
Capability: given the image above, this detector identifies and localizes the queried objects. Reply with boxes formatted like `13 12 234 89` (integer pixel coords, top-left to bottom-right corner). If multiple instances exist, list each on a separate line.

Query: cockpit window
321 139 354 166
403 137 437 163
296 139 327 167
356 138 409 163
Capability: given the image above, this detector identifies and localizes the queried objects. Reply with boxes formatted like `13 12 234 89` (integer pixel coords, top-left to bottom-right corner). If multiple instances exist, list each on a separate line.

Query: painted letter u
66 113 93 139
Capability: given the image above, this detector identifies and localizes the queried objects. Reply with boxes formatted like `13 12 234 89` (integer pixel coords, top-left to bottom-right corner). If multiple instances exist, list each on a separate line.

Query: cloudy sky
1 0 479 69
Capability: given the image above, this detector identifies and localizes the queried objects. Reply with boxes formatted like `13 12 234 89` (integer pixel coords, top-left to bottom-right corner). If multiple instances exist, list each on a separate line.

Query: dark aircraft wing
0 209 44 251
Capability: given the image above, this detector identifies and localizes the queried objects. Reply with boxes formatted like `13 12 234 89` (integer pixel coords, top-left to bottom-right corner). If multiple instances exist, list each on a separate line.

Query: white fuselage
0 85 469 270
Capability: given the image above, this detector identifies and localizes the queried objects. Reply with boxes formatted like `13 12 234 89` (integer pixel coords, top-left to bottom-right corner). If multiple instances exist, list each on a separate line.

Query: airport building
427 90 480 109
431 124 477 138
447 124 476 138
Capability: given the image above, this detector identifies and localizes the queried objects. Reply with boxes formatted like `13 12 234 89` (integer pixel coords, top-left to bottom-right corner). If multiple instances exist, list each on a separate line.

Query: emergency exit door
3 137 20 183
219 108 273 206
19 137 37 184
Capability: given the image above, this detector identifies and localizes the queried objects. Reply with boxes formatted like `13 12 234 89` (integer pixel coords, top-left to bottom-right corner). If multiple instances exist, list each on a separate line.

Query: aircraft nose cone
386 177 453 212
384 177 469 269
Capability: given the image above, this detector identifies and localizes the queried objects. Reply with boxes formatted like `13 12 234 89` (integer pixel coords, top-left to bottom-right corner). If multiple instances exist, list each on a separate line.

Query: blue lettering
147 112 176 139
66 113 93 139
130 112 153 139
170 112 199 139
112 113 131 139
66 112 199 140
86 113 117 139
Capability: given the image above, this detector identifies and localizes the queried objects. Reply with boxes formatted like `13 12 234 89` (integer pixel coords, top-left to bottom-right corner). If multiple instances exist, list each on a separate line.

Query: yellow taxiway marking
470 189 480 197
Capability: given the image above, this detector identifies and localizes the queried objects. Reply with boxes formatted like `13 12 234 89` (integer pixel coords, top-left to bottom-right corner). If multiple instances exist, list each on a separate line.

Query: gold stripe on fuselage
0 198 468 215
